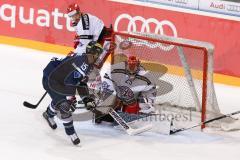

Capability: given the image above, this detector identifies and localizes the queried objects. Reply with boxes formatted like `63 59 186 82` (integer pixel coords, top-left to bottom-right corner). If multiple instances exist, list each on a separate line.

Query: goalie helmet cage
110 31 220 129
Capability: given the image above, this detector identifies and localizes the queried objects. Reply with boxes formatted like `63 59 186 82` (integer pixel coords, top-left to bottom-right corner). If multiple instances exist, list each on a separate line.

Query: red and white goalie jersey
103 56 157 114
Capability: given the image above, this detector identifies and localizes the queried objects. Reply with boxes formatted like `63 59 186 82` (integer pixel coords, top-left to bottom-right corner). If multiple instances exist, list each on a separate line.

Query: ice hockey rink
1 43 240 160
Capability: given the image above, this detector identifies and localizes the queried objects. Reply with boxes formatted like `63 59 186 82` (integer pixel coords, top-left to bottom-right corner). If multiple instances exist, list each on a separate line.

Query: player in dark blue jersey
42 41 103 145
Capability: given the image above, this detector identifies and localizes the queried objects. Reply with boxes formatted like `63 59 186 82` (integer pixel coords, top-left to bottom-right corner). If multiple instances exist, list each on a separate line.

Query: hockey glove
82 96 97 112
74 35 80 49
67 96 77 112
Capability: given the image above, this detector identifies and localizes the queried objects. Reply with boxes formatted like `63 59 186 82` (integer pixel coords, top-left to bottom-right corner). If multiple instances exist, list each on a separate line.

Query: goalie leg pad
221 119 240 131
116 112 148 123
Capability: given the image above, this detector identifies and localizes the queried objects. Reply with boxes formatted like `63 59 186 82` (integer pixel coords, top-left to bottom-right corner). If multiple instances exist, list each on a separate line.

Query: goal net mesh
110 32 220 128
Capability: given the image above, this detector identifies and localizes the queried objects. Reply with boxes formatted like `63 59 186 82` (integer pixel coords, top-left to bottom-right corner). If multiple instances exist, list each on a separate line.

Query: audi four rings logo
114 13 178 51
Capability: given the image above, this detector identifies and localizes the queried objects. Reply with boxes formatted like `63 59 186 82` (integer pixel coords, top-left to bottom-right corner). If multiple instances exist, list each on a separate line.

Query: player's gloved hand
81 76 89 83
67 96 77 112
82 96 96 111
74 35 80 49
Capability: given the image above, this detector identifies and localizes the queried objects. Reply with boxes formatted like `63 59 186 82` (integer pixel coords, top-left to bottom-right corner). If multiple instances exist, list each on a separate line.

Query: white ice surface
0 44 240 160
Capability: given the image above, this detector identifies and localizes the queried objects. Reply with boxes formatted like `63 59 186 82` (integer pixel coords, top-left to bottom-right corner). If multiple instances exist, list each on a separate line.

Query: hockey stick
108 107 152 135
23 92 47 109
170 110 240 135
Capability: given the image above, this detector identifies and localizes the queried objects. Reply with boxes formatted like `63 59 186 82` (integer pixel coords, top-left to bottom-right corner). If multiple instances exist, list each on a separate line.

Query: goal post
109 31 220 129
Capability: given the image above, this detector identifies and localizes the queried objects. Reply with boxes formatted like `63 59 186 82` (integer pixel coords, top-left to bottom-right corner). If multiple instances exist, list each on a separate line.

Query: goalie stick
170 110 240 135
103 73 153 135
74 102 152 135
23 92 47 109
108 107 152 135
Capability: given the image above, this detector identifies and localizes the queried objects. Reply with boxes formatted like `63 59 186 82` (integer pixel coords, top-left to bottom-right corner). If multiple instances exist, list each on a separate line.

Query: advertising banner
0 0 75 46
199 0 240 16
147 0 199 9
0 0 240 78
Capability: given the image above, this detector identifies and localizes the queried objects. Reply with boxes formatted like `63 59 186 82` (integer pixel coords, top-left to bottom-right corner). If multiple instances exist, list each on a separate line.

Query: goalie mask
126 56 140 75
67 3 81 26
